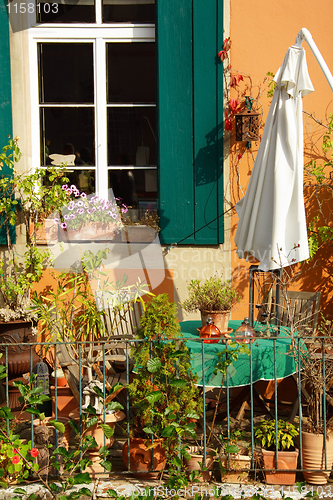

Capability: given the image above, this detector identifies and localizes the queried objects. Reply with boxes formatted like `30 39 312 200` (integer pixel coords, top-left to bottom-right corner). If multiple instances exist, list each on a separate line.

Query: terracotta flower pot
219 454 251 484
29 218 58 245
201 310 231 335
262 448 299 485
0 321 39 379
302 430 333 485
69 408 125 450
122 438 167 479
184 446 215 482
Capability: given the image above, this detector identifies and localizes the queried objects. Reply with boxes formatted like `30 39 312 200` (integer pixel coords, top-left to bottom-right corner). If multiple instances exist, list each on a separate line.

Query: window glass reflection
107 43 155 103
39 43 94 104
40 107 95 166
108 168 157 217
37 0 95 24
103 0 155 23
107 107 156 166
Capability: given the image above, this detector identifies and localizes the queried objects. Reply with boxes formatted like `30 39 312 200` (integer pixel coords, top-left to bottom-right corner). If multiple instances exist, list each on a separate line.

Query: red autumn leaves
218 37 245 132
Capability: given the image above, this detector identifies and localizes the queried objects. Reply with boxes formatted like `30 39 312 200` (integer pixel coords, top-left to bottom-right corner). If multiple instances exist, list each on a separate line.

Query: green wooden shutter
0 6 14 245
157 0 224 245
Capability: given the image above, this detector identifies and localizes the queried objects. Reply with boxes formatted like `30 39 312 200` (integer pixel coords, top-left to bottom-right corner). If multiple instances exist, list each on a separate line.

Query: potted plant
32 246 150 385
181 276 241 333
217 426 251 484
290 321 333 485
54 185 126 242
254 418 299 485
0 139 74 379
123 294 203 478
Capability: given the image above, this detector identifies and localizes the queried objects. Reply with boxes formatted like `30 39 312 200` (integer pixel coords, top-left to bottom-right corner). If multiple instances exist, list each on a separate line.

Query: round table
180 320 298 388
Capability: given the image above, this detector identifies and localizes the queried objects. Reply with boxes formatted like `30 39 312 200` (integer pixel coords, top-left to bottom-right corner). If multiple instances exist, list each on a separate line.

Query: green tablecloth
180 320 298 388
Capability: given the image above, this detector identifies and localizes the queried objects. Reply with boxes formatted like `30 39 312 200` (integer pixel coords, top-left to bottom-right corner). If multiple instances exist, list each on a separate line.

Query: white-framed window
28 1 156 215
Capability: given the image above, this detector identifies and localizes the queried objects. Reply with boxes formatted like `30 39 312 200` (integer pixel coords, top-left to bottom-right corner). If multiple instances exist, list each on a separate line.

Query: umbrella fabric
235 46 314 271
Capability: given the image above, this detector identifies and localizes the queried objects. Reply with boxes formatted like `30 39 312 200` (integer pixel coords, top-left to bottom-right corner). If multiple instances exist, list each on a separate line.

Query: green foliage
254 419 299 451
0 137 71 318
181 276 241 313
128 294 202 442
304 113 333 258
266 71 276 99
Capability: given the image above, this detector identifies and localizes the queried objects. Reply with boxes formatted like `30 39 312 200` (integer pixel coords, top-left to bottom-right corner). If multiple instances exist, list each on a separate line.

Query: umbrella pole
295 27 333 92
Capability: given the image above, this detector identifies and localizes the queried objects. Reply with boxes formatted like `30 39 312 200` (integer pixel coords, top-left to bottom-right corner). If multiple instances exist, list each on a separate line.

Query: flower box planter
121 225 157 243
59 222 117 242
261 448 299 485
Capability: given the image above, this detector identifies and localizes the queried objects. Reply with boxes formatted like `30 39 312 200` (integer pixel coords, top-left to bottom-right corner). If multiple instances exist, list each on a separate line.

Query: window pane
107 43 155 103
64 170 96 195
37 0 95 24
107 107 156 166
103 0 155 23
108 168 157 214
40 107 95 166
39 43 94 104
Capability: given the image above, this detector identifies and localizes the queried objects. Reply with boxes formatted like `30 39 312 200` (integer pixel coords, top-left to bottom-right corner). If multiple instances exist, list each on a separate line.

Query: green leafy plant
181 276 241 313
254 419 299 451
128 294 202 438
32 248 152 383
0 137 71 320
127 294 202 474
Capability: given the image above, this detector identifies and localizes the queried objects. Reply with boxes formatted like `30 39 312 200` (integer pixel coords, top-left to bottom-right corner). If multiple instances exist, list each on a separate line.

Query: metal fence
1 333 332 484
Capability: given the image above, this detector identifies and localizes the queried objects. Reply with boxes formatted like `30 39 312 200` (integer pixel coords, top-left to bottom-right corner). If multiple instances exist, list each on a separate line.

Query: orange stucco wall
229 0 333 322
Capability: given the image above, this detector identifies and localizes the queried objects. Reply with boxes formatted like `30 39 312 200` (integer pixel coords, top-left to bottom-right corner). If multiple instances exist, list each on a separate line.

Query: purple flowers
54 183 126 232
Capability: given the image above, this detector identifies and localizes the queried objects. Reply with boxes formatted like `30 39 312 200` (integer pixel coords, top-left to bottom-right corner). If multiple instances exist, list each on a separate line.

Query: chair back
271 290 321 335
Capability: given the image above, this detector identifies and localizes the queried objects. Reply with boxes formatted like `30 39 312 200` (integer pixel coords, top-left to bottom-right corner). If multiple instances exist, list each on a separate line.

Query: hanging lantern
235 97 260 142
33 360 50 395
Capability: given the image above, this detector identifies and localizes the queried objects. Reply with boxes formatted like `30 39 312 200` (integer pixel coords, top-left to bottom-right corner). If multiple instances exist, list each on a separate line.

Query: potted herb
254 418 299 485
124 294 202 478
181 276 241 333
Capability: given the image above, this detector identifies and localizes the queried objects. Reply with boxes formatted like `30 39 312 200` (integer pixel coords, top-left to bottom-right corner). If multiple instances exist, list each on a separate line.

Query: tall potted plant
123 294 203 478
290 321 333 485
181 276 241 333
254 418 299 485
0 138 72 378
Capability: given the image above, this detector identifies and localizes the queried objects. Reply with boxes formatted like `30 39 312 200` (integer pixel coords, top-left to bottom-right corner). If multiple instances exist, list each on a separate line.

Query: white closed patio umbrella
235 28 333 271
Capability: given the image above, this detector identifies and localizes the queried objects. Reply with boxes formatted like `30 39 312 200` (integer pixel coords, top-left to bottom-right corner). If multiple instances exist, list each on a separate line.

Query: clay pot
29 218 58 245
262 448 299 485
184 446 215 482
219 454 251 484
0 321 39 379
201 310 230 335
302 430 333 485
69 408 125 450
122 438 167 479
51 369 67 387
